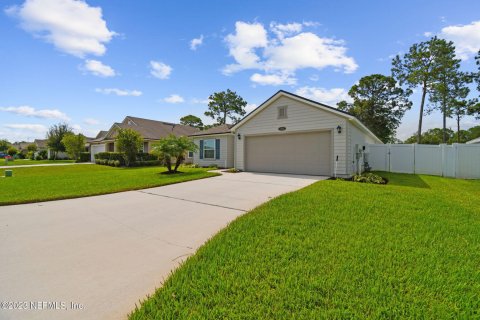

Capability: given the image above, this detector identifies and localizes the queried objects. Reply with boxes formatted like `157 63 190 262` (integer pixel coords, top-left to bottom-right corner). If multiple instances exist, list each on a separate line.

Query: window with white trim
188 151 194 158
203 139 215 159
278 106 288 119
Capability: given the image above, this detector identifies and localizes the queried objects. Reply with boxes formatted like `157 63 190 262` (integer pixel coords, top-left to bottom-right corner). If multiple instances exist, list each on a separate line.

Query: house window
278 106 288 119
203 139 215 159
107 143 114 152
143 142 148 153
188 151 194 158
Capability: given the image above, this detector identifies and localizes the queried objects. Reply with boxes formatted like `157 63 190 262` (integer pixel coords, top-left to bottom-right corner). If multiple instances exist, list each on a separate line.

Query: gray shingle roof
190 124 233 136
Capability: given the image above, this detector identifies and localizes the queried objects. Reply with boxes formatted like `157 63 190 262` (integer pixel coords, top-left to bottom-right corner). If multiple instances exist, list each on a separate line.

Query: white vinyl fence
367 143 480 179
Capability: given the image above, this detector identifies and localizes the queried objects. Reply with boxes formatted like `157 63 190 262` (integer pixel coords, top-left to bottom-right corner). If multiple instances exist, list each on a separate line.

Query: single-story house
466 137 480 144
89 116 199 162
190 90 382 177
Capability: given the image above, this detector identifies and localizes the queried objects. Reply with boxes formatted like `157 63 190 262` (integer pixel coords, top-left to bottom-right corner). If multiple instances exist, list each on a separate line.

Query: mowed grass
2 159 75 166
0 165 218 205
130 173 480 319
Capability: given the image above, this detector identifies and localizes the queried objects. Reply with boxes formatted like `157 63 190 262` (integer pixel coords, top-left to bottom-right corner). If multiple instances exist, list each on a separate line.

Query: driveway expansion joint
136 190 247 212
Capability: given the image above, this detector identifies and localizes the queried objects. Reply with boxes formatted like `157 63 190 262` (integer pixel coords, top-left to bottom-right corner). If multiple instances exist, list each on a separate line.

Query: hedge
94 152 160 167
79 152 91 163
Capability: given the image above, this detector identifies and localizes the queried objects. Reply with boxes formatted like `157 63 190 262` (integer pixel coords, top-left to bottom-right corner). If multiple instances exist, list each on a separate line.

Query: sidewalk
0 163 94 169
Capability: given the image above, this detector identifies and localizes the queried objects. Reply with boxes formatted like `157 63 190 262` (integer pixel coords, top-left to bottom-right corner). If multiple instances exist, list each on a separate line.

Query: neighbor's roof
34 139 48 148
466 136 480 144
231 90 383 144
93 116 199 142
190 124 233 136
13 141 34 150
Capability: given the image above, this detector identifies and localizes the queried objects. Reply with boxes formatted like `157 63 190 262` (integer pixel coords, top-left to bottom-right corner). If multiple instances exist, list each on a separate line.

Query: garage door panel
245 131 331 176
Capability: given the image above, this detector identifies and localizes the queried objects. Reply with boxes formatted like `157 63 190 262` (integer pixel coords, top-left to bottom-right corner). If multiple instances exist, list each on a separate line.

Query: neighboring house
34 139 48 151
190 124 234 168
89 116 199 162
12 141 33 153
466 137 480 144
190 90 382 177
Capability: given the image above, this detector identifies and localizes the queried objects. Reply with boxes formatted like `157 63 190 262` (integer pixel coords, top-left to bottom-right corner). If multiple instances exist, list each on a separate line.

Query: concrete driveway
0 172 326 320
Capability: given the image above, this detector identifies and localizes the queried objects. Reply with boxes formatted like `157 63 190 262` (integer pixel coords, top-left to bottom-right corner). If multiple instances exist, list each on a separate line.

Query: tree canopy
337 74 412 143
115 128 143 167
0 139 10 152
180 115 204 129
61 133 86 161
404 125 480 144
47 123 73 159
151 135 198 173
204 89 247 125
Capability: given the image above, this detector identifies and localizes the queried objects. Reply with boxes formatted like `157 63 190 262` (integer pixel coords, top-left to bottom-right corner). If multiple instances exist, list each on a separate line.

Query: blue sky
1 0 479 142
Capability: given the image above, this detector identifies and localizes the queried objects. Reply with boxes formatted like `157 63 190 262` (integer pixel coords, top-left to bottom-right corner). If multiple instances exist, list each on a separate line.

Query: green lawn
130 173 480 319
1 159 75 166
0 165 218 205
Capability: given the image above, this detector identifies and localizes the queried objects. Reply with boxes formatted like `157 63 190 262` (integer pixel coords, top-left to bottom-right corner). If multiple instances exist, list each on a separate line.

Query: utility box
5 170 12 177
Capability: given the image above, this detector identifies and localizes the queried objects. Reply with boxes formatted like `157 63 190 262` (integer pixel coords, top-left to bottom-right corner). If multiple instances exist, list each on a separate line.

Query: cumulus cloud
250 72 296 86
295 87 351 106
0 105 70 121
84 60 116 77
222 21 358 85
191 98 210 104
95 88 142 96
439 20 480 60
162 94 185 104
84 118 100 125
6 0 115 58
245 103 257 113
4 123 48 133
190 35 204 50
150 61 172 79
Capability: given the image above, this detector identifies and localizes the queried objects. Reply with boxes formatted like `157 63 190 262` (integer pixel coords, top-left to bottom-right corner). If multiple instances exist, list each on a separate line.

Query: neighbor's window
188 151 194 158
203 139 215 159
278 106 288 119
143 141 148 152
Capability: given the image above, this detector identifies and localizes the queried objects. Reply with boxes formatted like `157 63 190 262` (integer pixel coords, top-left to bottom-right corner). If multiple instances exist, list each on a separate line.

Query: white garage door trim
244 130 332 176
90 144 106 162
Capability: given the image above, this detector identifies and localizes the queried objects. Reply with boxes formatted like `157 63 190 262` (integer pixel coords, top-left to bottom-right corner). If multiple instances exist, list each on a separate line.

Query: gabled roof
466 136 480 144
231 90 382 144
95 131 108 140
34 139 48 149
190 124 233 136
92 116 199 142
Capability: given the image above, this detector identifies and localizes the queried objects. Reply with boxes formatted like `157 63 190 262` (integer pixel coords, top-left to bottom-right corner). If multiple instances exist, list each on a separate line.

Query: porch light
237 133 241 140
336 125 342 134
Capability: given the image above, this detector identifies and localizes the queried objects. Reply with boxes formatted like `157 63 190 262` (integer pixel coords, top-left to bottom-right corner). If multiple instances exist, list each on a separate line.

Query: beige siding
193 135 234 168
235 96 347 175
347 122 379 174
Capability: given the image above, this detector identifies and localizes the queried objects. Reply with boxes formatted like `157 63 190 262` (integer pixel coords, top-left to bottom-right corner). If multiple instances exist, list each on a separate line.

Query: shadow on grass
375 171 431 189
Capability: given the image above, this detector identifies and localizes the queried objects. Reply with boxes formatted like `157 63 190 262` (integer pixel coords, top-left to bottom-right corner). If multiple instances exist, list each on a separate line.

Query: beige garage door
245 131 331 176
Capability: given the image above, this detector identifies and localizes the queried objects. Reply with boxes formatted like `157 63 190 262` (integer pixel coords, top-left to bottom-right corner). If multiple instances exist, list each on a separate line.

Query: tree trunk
173 156 183 173
417 85 427 144
166 158 172 173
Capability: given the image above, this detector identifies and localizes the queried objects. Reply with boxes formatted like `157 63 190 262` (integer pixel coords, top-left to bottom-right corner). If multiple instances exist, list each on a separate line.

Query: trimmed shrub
352 173 386 184
35 155 43 160
38 150 47 160
137 152 158 161
132 160 163 167
114 160 120 167
79 152 90 163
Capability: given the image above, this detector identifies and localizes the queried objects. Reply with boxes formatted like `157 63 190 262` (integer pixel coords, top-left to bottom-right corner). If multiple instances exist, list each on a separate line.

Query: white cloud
84 118 99 125
84 59 116 77
190 35 204 50
270 22 303 39
295 87 351 106
223 21 358 84
223 21 268 74
163 94 185 104
250 72 296 86
440 20 480 60
309 74 319 81
0 105 70 121
4 123 47 133
245 103 257 113
424 31 433 37
150 60 172 79
6 0 115 58
95 88 142 96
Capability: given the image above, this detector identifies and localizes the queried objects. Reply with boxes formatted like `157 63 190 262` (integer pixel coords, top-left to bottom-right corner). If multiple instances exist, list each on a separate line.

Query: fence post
452 143 458 178
440 144 446 177
413 143 416 174
387 143 391 172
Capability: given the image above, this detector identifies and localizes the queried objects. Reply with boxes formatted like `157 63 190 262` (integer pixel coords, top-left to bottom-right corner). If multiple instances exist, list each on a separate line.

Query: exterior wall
192 135 234 168
347 122 378 175
234 96 347 176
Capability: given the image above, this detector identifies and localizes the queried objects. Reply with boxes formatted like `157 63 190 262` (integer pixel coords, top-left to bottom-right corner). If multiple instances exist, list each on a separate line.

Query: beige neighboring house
466 137 480 144
34 139 48 151
89 116 199 162
190 90 382 177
